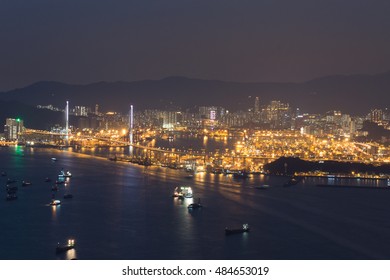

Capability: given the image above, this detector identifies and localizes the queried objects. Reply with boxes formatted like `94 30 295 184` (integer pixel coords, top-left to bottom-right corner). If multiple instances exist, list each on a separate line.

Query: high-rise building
199 106 226 120
74 106 88 116
370 109 383 123
265 100 291 129
4 118 24 140
254 97 260 113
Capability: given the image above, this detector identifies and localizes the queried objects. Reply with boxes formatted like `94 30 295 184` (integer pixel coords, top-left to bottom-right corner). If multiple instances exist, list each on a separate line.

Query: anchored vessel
56 239 75 254
173 186 193 199
188 198 202 209
225 223 250 235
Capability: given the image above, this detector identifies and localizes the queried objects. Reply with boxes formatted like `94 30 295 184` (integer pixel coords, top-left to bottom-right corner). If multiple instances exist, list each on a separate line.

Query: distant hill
264 157 390 175
1 72 390 114
0 100 86 132
0 100 65 131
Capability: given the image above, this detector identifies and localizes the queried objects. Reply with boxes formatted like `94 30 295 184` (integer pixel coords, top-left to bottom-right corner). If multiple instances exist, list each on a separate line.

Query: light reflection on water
1 147 390 260
65 249 77 260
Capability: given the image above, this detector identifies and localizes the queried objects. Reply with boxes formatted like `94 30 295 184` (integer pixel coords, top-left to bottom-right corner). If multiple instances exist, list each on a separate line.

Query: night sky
1 0 389 91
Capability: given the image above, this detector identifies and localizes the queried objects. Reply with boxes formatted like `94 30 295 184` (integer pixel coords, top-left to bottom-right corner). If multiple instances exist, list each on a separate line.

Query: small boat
6 178 17 184
22 181 32 187
50 199 61 206
63 194 73 199
6 194 18 201
255 184 270 189
1 171 7 177
185 174 194 179
225 223 250 235
51 157 57 162
6 185 18 192
56 239 75 254
233 170 250 179
283 176 302 187
188 198 202 209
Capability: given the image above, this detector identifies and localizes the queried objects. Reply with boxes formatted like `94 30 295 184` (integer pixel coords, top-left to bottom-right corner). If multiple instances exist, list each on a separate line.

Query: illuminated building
370 109 383 123
254 97 260 114
4 118 24 140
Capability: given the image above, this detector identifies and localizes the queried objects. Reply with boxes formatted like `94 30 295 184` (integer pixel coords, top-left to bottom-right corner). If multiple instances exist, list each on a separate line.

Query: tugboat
188 198 203 209
56 239 75 254
225 223 250 235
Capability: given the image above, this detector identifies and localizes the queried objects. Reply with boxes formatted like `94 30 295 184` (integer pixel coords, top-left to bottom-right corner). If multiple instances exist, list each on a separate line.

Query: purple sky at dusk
0 0 389 91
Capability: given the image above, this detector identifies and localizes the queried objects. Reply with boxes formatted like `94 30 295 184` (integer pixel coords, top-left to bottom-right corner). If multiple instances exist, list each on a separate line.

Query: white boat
50 199 61 206
58 169 72 178
173 186 193 198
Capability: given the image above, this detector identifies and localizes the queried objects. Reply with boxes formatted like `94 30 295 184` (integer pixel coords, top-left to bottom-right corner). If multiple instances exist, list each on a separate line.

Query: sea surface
1 146 390 260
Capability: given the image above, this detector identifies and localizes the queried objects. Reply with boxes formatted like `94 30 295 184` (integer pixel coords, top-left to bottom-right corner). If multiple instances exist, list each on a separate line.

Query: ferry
173 186 193 198
56 239 75 254
225 223 250 235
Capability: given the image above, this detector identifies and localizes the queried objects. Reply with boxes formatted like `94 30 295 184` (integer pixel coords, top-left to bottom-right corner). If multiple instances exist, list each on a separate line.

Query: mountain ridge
1 71 389 114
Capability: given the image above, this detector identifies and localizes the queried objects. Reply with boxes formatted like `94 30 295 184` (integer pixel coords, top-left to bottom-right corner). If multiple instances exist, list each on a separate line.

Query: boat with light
50 199 61 206
22 181 32 186
56 239 75 253
225 223 250 235
173 186 193 198
58 170 72 178
188 198 202 209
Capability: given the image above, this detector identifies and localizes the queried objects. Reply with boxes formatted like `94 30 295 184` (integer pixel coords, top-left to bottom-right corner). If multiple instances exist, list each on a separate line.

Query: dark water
1 146 390 260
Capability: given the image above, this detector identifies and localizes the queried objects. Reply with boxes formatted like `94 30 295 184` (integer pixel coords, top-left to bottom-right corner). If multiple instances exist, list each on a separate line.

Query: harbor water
1 146 390 260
